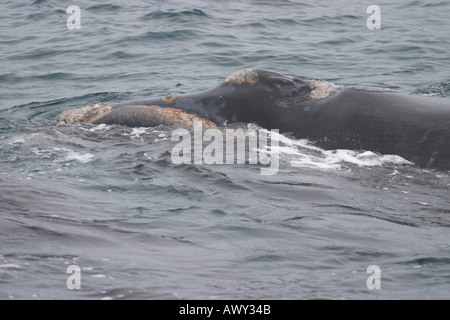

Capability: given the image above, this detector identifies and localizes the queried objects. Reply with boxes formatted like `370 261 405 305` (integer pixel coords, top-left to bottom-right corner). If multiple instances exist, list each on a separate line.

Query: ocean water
1 0 450 300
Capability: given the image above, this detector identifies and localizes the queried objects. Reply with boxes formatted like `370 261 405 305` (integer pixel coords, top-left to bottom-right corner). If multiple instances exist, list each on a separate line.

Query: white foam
0 264 21 269
130 128 147 139
419 93 440 97
150 129 170 142
11 132 56 147
30 147 53 158
143 152 152 160
89 123 110 132
52 147 95 164
389 169 400 176
119 127 150 141
321 150 412 167
9 137 26 145
266 130 413 170
64 151 94 163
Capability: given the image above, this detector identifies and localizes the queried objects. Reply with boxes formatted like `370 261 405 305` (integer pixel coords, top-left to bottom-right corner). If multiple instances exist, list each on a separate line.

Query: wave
140 9 208 21
414 80 450 97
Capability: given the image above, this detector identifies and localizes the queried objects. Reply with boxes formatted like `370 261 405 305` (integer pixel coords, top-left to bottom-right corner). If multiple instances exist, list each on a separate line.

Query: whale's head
223 68 314 100
205 69 337 128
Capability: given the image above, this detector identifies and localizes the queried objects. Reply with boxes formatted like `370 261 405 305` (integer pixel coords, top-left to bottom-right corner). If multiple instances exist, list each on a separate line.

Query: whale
53 69 450 170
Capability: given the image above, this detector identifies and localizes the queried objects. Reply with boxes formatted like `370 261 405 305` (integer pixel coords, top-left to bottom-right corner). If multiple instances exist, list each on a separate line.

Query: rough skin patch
307 79 337 100
52 102 114 125
161 92 180 104
225 68 259 85
139 105 217 129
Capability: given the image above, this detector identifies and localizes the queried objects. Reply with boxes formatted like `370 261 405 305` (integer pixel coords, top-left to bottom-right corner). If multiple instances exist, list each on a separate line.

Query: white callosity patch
307 79 338 100
224 68 259 84
161 92 180 104
52 102 114 125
